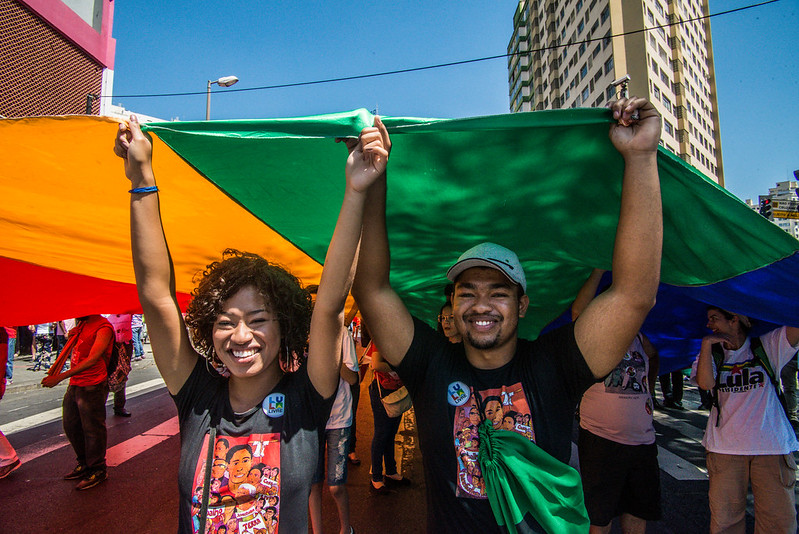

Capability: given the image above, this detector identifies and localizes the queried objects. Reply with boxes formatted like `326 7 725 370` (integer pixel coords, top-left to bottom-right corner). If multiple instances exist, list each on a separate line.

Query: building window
600 6 610 23
582 87 590 103
593 44 601 58
603 31 612 49
604 56 614 74
664 121 674 136
654 85 661 99
579 42 586 56
606 85 615 100
580 64 588 79
578 20 585 34
662 96 672 113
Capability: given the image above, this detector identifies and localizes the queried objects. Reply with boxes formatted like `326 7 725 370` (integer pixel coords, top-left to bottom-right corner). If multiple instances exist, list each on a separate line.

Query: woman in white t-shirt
692 306 799 534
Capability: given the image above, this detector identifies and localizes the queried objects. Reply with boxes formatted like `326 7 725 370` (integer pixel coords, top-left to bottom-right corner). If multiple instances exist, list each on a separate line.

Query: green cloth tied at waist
478 419 589 534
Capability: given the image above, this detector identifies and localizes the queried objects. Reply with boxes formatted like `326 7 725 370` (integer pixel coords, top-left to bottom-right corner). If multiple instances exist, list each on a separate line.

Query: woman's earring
209 350 230 378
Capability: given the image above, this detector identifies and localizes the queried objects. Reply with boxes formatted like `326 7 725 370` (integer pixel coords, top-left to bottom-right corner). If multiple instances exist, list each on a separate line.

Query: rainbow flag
2 109 797 371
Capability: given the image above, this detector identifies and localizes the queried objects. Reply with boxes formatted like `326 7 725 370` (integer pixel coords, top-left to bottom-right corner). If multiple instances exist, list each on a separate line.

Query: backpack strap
750 336 790 421
710 343 725 427
198 426 217 534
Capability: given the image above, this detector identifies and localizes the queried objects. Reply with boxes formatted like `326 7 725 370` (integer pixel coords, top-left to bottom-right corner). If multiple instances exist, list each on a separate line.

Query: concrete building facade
507 0 723 185
0 0 115 117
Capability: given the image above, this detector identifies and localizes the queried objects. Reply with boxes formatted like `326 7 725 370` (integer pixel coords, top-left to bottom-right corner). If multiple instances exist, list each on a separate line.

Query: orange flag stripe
0 116 322 319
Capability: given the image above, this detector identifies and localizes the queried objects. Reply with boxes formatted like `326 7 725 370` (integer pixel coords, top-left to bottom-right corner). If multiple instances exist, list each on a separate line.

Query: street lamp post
205 75 239 120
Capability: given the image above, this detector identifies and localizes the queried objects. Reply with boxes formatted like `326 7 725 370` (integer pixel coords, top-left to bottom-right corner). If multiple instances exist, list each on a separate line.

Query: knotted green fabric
478 419 589 534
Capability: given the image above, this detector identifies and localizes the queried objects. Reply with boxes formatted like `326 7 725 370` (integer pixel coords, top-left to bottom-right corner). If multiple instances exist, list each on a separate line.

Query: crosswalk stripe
106 416 179 467
652 408 709 480
657 445 707 480
653 410 707 442
3 377 165 436
18 434 70 464
15 411 177 467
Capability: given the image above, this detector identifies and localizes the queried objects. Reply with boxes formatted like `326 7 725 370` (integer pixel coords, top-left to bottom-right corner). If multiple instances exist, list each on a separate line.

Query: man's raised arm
351 118 414 367
574 97 663 378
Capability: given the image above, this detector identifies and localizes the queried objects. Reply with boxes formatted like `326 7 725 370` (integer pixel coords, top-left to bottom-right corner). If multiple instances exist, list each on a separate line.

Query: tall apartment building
0 0 115 117
507 0 723 184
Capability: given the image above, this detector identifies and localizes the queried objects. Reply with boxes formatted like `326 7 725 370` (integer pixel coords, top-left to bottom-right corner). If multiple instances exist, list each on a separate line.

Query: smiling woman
113 113 390 533
185 250 310 384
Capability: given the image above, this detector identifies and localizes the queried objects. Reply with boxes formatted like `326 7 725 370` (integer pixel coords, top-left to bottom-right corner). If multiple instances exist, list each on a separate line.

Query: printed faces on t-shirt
449 382 535 499
603 348 648 396
192 434 281 534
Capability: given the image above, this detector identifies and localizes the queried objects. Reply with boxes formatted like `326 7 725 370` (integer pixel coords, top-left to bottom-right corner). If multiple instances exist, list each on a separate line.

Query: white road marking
18 434 70 464
657 445 707 480
106 416 179 467
2 378 165 436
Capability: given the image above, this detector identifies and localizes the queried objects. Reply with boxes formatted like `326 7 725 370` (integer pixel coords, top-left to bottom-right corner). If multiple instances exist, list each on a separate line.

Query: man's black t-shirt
397 317 596 533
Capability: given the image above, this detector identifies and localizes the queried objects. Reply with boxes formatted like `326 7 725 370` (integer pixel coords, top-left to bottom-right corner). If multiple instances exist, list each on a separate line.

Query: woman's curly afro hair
184 249 312 372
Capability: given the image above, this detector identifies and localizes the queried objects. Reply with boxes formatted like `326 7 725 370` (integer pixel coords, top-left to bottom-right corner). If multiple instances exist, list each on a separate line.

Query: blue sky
111 0 797 203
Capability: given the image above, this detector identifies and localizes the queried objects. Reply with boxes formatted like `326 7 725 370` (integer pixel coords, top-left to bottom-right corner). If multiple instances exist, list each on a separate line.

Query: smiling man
353 98 663 533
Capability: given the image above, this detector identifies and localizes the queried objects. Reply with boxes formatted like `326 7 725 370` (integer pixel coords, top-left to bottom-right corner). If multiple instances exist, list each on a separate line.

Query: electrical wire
107 0 780 99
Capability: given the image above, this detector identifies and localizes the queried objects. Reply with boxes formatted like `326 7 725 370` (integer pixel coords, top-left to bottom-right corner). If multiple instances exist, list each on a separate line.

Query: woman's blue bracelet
129 186 159 194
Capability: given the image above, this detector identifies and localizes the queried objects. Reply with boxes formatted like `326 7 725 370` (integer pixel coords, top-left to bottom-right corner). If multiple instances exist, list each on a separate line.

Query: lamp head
215 76 239 87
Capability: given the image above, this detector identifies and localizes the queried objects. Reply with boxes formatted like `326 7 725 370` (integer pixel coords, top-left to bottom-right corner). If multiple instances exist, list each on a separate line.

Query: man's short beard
465 330 501 350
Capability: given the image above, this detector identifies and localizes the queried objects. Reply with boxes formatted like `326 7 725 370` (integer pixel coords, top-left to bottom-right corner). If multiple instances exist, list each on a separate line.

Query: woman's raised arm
114 116 198 394
306 118 390 398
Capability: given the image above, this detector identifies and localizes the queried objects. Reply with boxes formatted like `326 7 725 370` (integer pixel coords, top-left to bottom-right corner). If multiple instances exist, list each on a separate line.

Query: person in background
29 322 54 371
692 307 799 533
780 351 799 430
345 309 363 467
308 285 359 534
3 327 16 384
105 313 134 417
572 268 661 533
42 314 114 490
55 319 69 355
437 301 462 344
131 313 145 361
0 328 21 479
367 340 411 495
658 369 684 410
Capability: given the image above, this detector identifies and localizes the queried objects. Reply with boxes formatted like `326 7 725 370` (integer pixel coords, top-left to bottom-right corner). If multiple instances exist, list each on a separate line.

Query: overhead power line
109 0 780 100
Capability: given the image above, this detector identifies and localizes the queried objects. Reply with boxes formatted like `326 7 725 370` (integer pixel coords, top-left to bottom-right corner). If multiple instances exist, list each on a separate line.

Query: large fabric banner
1 110 797 371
